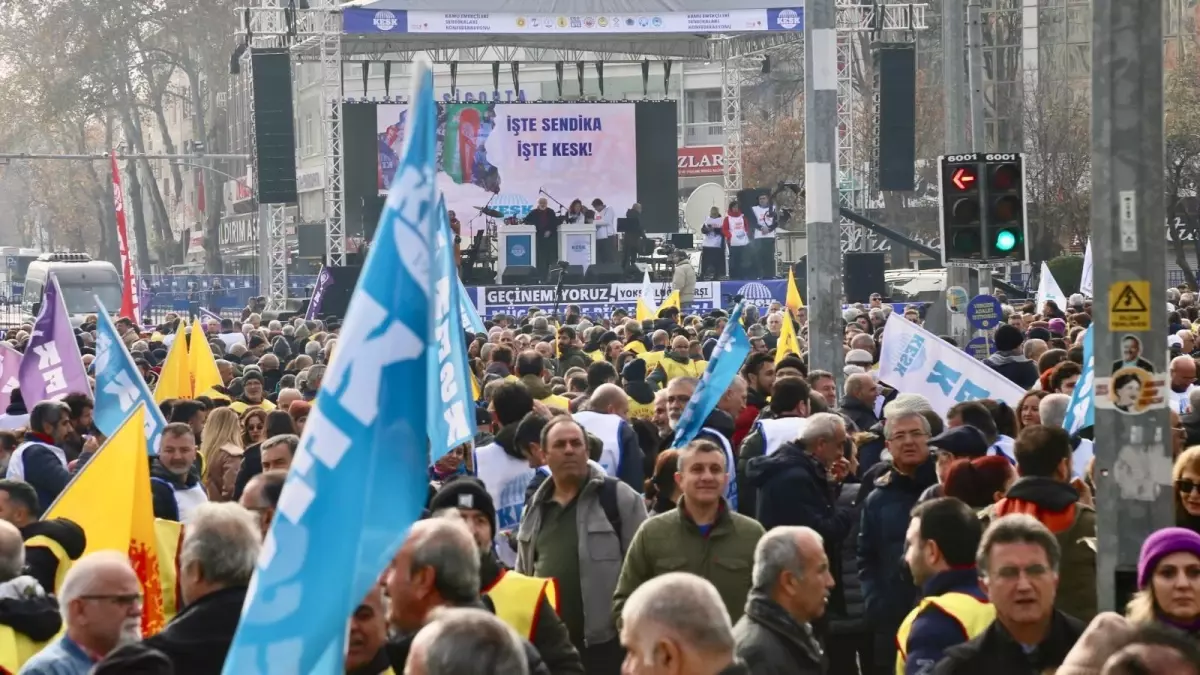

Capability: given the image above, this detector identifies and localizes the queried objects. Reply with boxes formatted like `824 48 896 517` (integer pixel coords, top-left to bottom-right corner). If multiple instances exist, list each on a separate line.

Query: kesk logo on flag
877 314 1026 417
42 405 165 634
306 266 334 321
94 301 167 454
17 275 89 403
1064 329 1095 435
673 301 751 449
0 344 22 414
428 196 475 459
223 57 439 675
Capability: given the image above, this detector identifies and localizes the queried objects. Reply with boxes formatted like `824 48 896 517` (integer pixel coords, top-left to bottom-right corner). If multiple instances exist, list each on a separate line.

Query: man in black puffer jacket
383 519 551 675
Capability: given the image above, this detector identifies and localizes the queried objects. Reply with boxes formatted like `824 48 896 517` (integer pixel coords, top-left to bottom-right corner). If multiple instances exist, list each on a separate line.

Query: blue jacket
856 461 937 635
902 567 988 675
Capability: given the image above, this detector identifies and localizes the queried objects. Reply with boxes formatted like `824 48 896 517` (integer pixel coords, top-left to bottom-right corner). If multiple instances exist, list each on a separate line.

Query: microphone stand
539 188 568 214
550 262 569 325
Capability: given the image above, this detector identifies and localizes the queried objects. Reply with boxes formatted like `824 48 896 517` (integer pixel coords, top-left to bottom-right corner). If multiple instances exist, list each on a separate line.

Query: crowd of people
0 287 1193 674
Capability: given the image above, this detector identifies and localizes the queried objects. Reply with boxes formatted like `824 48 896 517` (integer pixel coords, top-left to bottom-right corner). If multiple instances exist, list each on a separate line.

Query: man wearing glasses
20 550 143 675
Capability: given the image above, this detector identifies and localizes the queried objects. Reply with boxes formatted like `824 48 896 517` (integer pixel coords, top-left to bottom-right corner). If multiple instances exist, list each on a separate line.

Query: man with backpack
516 415 647 675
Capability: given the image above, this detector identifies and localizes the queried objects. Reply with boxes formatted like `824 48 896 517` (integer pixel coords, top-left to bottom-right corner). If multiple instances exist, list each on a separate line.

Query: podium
497 225 537 279
558 223 597 269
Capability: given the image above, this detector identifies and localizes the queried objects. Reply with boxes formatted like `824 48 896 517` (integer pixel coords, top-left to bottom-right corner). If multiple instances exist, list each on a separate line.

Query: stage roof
337 2 804 60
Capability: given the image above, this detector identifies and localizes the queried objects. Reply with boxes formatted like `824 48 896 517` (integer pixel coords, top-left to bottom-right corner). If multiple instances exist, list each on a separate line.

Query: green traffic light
995 230 1017 252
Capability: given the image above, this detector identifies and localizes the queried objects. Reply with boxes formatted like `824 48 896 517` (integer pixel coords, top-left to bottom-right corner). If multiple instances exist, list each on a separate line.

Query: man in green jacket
612 439 765 625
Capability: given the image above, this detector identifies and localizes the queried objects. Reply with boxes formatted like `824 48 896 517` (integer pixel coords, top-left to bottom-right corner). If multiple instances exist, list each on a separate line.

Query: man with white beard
20 551 143 675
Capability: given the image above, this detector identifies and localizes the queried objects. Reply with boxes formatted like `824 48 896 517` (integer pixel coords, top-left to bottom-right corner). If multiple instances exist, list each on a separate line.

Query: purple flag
18 276 89 404
0 344 22 413
305 266 334 320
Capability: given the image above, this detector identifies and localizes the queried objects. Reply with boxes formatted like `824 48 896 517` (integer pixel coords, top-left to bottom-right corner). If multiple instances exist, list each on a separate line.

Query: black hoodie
20 519 85 597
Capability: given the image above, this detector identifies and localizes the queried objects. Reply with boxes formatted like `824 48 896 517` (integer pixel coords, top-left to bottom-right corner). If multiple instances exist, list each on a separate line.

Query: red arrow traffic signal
952 167 977 190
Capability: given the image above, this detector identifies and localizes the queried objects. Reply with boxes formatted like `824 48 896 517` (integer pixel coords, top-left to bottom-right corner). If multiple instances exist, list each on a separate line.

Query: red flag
112 153 139 323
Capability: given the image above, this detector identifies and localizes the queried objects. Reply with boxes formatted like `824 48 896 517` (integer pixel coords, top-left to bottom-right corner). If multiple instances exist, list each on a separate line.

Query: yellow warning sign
1109 280 1151 331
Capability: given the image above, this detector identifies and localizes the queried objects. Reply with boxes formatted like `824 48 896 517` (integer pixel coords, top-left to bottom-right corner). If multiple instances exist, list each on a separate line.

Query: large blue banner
223 59 439 675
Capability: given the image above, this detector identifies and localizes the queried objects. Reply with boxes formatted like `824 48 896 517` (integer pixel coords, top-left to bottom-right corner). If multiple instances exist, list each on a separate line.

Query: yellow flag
154 321 191 402
187 320 227 401
635 299 656 323
636 270 657 322
787 267 804 315
775 312 801 365
43 406 166 635
659 291 682 314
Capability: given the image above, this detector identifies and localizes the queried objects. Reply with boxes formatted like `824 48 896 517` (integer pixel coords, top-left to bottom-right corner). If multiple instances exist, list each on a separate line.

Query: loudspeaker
502 266 541 285
843 253 886 303
251 50 299 204
317 265 363 318
584 263 625 283
361 195 386 242
874 43 917 192
297 223 325 259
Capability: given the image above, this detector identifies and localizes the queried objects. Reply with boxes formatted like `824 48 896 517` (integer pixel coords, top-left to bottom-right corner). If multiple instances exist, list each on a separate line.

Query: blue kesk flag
1064 329 1095 435
222 58 440 675
459 276 486 335
427 196 476 461
673 301 750 449
93 301 167 455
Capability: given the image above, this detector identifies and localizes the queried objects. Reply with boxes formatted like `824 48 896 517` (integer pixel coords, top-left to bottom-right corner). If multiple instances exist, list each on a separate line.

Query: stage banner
878 314 1026 418
379 102 638 239
346 8 805 35
503 234 534 267
475 282 720 319
721 280 788 310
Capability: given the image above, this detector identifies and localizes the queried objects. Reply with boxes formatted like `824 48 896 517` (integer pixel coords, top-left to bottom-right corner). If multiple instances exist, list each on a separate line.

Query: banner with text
379 102 637 239
878 314 1027 417
346 8 805 35
472 282 720 318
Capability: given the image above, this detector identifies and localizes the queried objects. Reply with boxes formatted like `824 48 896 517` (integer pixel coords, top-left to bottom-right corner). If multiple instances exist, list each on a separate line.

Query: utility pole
943 0 972 342
1092 0 1172 612
966 0 993 295
805 0 843 392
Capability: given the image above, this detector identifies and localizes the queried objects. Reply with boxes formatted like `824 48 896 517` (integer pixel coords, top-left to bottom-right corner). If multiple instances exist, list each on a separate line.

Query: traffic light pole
804 0 844 395
966 0 993 297
943 0 973 342
1091 0 1172 613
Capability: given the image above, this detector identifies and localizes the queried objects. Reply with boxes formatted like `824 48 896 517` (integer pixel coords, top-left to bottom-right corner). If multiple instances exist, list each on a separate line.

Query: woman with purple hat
1127 527 1200 635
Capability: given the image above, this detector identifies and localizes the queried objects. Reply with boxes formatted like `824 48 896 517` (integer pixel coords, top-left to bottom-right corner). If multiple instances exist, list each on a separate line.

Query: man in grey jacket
517 415 648 675
672 250 697 309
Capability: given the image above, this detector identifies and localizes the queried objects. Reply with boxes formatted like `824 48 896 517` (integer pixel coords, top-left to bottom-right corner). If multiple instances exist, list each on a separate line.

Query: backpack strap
599 477 622 543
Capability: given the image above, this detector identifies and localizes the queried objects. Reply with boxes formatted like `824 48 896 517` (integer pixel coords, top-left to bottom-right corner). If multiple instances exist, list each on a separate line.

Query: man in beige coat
672 250 697 310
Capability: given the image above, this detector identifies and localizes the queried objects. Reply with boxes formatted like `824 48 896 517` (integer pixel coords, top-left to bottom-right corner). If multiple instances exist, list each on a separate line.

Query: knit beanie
428 477 497 538
1138 527 1200 589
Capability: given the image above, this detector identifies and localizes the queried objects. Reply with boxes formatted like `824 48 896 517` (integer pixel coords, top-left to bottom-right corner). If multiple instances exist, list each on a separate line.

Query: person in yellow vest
515 351 572 412
0 520 60 671
637 330 670 374
648 335 706 388
621 319 648 356
345 585 394 675
896 497 995 675
0 479 85 594
427 479 584 675
227 370 277 415
621 358 657 422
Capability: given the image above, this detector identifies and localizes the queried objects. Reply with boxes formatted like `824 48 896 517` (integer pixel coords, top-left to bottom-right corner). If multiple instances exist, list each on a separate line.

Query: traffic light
938 155 985 264
985 156 1028 262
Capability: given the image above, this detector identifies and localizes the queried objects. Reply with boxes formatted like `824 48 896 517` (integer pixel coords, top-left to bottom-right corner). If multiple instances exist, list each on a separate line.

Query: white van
21 253 123 325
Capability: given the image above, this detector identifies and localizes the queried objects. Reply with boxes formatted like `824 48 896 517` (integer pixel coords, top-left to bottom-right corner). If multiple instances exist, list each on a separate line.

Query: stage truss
243 1 926 303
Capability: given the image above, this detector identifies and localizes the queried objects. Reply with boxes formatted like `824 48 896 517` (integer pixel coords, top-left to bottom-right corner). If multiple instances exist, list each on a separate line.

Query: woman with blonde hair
1174 446 1200 533
200 407 245 502
1127 527 1200 636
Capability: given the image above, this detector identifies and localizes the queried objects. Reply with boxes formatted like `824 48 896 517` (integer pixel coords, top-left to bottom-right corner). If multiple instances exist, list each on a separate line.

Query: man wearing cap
429 477 584 675
984 324 1039 389
228 370 276 414
920 426 991 502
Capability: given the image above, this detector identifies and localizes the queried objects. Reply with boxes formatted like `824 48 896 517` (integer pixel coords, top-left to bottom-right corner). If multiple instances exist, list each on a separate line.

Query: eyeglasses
81 593 143 607
1178 479 1200 494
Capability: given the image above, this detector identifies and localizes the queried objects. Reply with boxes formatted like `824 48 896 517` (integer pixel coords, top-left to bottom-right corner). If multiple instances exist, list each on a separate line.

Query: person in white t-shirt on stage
723 201 752 279
592 198 618 264
700 206 727 281
751 193 778 279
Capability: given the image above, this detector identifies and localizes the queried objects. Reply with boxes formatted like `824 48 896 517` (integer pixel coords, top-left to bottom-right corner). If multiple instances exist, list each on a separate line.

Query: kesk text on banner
17 276 89 404
427 196 475 459
222 56 439 675
877 314 1026 417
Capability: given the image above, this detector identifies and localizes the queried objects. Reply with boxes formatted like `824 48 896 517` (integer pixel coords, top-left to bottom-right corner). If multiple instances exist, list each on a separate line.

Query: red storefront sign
678 146 724 177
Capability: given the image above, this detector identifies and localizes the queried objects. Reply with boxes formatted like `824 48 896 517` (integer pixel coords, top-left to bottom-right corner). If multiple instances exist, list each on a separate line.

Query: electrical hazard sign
1109 281 1151 331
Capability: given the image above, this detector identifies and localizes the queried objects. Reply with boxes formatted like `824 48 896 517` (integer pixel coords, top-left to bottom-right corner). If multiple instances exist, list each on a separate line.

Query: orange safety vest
483 569 559 641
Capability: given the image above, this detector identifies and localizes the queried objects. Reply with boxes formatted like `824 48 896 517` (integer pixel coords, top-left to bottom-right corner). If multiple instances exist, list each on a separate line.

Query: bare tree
1164 44 1200 289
